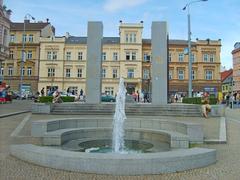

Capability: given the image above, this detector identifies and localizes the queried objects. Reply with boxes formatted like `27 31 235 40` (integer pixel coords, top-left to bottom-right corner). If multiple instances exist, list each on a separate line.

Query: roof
66 37 120 44
66 36 196 45
221 69 233 82
10 21 50 31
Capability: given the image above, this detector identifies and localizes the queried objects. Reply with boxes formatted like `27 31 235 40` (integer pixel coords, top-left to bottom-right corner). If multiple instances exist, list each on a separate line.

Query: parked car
101 95 116 102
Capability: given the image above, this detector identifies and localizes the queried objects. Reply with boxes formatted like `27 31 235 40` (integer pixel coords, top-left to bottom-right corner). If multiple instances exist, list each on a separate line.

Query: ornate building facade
38 22 221 97
3 19 54 92
0 0 11 83
232 42 240 92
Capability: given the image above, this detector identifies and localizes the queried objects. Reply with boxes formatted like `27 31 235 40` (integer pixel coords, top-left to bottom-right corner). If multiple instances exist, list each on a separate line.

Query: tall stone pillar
86 22 103 104
151 21 168 105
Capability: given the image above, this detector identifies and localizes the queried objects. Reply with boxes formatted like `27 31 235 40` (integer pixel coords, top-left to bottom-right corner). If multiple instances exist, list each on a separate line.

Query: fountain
10 21 216 175
112 77 127 153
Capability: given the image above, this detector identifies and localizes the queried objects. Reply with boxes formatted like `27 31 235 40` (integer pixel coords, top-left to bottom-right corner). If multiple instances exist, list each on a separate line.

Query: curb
0 110 31 118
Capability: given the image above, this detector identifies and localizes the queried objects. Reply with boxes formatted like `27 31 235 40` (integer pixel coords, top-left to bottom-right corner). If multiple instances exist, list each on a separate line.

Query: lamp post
183 0 208 97
19 13 35 99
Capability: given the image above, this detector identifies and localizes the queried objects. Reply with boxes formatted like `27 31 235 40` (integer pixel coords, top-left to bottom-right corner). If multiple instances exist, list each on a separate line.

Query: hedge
182 97 217 105
39 96 75 103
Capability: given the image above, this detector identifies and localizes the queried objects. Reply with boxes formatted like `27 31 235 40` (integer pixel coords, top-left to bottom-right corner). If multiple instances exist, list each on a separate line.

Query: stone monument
86 21 103 103
151 21 168 105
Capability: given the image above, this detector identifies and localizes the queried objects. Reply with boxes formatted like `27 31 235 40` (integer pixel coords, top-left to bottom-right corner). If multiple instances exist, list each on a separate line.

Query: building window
52 52 57 60
209 54 215 62
192 70 195 80
47 52 52 60
102 52 106 61
102 68 106 78
203 54 208 62
143 53 151 62
128 33 136 43
22 34 27 42
113 52 118 61
48 68 55 77
27 51 32 59
66 52 71 60
27 67 32 76
77 68 82 78
178 69 184 80
125 34 129 43
126 52 130 60
78 52 83 60
127 69 134 78
133 33 137 43
169 70 173 80
112 69 117 78
178 53 184 62
168 53 172 62
8 67 13 76
143 69 150 79
9 51 14 59
47 51 57 60
190 53 195 62
10 34 15 42
21 67 25 76
205 70 213 80
66 68 71 77
105 87 114 96
28 34 33 42
132 52 136 60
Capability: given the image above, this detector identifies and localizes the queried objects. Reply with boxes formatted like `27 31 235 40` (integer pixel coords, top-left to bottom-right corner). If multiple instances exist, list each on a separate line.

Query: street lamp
183 0 208 97
19 13 35 99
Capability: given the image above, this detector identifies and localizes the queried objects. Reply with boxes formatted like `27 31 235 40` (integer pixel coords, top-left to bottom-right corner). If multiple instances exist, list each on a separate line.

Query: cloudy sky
5 0 240 69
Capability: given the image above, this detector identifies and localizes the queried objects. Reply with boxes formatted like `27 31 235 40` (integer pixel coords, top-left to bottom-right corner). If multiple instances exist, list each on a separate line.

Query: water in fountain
112 77 127 153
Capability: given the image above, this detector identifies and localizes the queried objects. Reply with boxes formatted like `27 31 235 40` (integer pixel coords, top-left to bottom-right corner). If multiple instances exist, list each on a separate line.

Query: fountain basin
32 117 203 144
43 128 188 149
10 144 216 175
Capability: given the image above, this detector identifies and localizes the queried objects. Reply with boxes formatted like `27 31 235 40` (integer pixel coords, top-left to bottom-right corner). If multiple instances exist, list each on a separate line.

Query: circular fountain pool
62 139 170 153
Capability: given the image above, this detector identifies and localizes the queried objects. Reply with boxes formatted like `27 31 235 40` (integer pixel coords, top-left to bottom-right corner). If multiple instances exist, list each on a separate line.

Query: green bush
39 96 53 103
61 96 75 102
182 97 217 105
182 97 201 104
39 96 75 103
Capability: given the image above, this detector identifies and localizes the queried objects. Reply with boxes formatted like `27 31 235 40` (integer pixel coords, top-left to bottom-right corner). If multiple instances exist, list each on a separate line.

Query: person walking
40 87 45 97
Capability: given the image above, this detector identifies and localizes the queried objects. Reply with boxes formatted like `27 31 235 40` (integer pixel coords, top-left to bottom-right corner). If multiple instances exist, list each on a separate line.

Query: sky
4 0 240 69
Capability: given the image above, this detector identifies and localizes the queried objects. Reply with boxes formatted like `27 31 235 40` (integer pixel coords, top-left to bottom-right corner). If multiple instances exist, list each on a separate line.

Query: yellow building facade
3 20 54 92
38 22 221 97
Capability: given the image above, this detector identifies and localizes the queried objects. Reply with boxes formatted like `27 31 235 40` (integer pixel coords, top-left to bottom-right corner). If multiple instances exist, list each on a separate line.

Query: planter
32 103 52 114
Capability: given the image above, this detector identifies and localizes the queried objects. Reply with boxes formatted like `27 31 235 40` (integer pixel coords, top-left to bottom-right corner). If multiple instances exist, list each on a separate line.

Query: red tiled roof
221 69 233 82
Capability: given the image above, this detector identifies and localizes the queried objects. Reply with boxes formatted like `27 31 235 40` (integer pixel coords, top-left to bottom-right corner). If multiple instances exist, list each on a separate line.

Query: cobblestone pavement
1 105 240 179
0 100 32 115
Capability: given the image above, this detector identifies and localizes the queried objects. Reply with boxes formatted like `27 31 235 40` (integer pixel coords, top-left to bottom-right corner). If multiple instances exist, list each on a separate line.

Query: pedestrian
80 89 83 96
144 92 148 103
40 87 45 97
136 90 140 102
202 99 211 118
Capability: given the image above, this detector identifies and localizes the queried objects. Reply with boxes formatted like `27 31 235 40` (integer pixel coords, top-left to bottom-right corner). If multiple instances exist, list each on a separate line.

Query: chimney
46 18 49 23
0 0 3 7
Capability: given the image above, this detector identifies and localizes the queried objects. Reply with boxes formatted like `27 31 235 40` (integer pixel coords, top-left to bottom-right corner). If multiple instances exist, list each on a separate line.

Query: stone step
51 103 201 116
